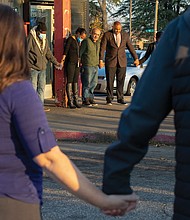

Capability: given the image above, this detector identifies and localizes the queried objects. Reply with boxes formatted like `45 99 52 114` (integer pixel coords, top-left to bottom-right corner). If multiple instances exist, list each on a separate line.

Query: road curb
151 133 175 146
54 130 117 143
53 130 175 145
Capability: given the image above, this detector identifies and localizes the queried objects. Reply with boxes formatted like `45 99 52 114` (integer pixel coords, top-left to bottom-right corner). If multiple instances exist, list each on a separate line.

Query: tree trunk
97 0 108 31
101 0 108 31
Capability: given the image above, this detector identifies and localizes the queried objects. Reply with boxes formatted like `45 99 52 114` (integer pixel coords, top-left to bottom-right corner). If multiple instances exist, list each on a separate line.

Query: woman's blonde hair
0 4 29 92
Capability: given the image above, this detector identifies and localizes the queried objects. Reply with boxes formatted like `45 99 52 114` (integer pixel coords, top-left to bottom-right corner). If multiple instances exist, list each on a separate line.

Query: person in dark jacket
27 22 62 112
99 21 139 105
61 27 87 108
103 8 190 220
139 31 163 65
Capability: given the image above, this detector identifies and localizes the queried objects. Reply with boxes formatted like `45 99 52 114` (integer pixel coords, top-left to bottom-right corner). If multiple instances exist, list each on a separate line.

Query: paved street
42 94 176 219
42 142 175 220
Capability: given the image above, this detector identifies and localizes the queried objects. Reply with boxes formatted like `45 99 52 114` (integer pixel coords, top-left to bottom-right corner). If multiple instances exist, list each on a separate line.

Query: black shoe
68 102 77 109
117 99 127 105
73 101 82 108
83 99 92 106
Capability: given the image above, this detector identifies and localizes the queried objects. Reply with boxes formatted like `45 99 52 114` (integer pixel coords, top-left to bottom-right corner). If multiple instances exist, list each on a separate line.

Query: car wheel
126 78 137 96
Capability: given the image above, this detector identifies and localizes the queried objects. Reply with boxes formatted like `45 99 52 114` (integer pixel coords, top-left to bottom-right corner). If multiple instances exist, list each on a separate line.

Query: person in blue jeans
27 22 62 111
80 28 101 106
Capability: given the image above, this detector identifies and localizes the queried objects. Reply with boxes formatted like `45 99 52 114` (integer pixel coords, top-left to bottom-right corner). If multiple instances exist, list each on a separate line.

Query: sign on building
71 0 89 34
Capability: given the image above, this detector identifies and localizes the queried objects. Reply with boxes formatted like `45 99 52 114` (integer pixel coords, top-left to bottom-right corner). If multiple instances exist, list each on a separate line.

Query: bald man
100 21 139 105
80 28 101 106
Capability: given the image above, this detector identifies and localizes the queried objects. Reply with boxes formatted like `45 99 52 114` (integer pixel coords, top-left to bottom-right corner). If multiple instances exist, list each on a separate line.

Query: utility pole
129 0 132 38
154 0 159 39
54 0 71 107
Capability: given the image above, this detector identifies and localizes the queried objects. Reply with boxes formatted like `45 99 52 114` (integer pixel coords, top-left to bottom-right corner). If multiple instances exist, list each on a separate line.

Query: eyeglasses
93 33 100 36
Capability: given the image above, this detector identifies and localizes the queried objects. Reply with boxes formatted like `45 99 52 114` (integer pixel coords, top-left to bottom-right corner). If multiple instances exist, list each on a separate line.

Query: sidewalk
45 95 175 145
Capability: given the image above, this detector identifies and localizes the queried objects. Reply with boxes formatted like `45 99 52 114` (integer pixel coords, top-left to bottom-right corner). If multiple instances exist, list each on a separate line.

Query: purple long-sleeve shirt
0 80 57 204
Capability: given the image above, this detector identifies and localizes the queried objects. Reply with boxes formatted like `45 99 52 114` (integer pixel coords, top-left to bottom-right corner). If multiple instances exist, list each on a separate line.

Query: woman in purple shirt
0 4 138 220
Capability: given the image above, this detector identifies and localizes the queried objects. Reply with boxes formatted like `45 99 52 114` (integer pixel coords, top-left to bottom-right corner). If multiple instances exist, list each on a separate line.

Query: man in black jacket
103 8 190 219
139 31 163 65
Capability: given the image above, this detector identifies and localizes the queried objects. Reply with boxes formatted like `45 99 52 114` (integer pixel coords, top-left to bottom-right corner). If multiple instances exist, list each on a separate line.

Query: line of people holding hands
2 3 190 220
27 18 162 111
61 21 140 108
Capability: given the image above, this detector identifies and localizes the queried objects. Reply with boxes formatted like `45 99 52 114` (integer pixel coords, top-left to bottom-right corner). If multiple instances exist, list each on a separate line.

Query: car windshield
127 51 141 67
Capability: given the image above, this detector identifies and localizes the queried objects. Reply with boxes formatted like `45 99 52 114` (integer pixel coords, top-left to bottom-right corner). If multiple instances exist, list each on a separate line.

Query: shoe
44 107 50 112
83 99 92 106
106 101 112 106
90 99 98 106
73 83 81 108
73 101 82 108
66 83 77 109
117 99 127 105
68 103 77 109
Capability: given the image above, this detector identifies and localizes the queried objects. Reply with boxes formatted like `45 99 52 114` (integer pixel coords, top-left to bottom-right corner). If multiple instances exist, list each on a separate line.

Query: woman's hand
55 63 63 70
34 146 138 217
101 193 138 216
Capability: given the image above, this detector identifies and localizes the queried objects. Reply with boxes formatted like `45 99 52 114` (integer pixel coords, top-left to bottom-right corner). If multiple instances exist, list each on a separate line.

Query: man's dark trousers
105 66 126 102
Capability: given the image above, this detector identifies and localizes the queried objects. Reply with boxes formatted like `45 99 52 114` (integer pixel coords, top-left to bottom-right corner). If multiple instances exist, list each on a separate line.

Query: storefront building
1 0 89 104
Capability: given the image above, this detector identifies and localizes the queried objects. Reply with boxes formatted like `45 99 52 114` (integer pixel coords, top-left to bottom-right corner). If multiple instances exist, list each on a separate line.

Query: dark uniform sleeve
139 43 154 65
103 22 176 195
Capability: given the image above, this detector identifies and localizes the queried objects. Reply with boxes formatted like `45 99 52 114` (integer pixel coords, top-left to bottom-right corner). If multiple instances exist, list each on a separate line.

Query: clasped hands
100 192 138 217
99 60 104 69
55 62 63 70
134 59 140 67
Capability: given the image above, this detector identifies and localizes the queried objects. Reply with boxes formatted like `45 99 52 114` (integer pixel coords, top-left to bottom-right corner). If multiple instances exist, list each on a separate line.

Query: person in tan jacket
27 22 62 111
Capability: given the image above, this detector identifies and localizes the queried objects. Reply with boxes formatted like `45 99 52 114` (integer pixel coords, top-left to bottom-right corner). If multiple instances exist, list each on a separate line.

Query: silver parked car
95 50 149 96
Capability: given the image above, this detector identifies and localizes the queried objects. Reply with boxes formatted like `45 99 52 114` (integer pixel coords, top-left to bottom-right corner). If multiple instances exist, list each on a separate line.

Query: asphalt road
42 141 175 220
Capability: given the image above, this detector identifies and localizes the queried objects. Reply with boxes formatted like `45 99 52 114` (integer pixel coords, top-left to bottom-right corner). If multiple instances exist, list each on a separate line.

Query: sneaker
106 101 112 106
90 99 98 106
44 107 50 112
117 99 127 105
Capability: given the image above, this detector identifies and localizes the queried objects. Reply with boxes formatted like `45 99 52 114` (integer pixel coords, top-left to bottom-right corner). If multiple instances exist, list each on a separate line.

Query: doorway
30 5 54 98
